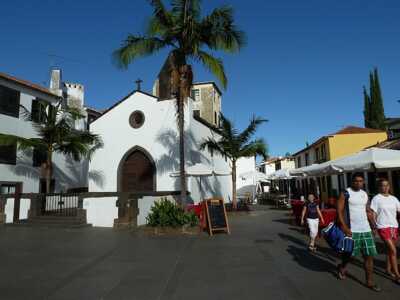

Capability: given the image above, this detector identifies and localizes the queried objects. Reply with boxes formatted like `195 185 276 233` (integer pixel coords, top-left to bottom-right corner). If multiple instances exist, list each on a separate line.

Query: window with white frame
191 89 200 101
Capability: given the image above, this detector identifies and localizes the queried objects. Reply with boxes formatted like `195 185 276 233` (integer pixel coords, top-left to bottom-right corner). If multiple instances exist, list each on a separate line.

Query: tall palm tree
0 100 103 193
200 114 268 209
113 0 246 206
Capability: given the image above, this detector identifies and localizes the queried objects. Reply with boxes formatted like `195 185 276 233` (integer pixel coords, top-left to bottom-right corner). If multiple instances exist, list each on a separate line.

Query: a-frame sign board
204 198 230 236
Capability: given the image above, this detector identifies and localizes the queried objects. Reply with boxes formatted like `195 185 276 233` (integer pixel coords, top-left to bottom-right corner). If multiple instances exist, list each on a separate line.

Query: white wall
88 91 234 227
83 197 118 227
264 163 276 176
280 159 295 170
0 79 88 194
89 92 232 202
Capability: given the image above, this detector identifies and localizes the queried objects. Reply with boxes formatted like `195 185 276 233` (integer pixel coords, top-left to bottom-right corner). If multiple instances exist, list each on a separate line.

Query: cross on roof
135 78 143 91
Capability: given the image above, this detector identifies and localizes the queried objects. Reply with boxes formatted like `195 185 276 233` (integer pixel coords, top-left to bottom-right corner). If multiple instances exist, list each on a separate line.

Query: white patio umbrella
289 164 320 177
269 168 303 202
330 148 400 172
238 171 269 202
303 148 400 176
170 163 229 199
269 168 293 180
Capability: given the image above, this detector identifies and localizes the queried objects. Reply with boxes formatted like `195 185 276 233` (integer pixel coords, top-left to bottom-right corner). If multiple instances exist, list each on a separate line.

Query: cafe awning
291 148 400 177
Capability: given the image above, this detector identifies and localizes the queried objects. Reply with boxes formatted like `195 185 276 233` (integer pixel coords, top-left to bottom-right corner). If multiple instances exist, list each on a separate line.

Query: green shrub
146 198 199 227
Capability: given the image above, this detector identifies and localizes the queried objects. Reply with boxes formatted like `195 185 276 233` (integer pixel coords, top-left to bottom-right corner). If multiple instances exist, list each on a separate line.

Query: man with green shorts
337 173 380 292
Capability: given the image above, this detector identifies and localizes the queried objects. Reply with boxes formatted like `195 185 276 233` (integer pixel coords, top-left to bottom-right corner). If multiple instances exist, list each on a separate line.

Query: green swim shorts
352 231 378 257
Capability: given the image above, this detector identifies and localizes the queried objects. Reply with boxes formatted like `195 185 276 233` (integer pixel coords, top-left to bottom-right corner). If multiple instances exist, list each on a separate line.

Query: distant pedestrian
337 173 381 292
370 179 400 284
301 194 325 252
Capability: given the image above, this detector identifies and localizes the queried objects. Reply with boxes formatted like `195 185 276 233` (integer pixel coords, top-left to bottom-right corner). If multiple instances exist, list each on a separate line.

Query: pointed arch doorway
119 147 156 193
116 147 156 224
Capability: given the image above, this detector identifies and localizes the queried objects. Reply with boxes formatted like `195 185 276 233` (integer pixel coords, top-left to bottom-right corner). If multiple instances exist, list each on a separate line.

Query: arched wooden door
120 150 155 192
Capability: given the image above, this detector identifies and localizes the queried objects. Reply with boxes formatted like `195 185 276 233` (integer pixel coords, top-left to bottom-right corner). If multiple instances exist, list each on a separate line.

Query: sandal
366 284 381 292
394 277 400 285
337 265 346 280
387 271 396 278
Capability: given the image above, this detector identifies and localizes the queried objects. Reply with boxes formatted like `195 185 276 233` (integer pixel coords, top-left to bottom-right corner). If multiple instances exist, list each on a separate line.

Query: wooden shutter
0 144 17 165
0 85 20 118
31 99 40 122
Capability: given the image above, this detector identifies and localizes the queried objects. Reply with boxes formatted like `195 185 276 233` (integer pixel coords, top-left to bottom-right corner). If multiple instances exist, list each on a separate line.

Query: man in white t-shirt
370 179 400 283
337 173 380 292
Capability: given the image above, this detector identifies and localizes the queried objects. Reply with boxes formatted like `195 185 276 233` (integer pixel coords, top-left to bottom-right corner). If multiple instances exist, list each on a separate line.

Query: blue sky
1 0 400 156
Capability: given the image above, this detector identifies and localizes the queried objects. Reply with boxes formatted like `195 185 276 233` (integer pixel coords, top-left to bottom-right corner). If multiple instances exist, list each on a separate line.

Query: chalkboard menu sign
204 199 230 235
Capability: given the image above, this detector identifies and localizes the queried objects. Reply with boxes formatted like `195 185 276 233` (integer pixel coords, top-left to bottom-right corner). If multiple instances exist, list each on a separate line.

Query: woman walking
301 194 325 251
370 179 400 284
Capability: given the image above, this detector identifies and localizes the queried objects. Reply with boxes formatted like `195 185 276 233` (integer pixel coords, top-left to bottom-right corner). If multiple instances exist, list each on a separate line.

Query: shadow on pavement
273 218 295 225
279 231 395 287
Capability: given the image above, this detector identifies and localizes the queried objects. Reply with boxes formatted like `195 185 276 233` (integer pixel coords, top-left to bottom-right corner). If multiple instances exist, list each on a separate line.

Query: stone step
26 215 87 226
29 215 85 221
9 222 92 229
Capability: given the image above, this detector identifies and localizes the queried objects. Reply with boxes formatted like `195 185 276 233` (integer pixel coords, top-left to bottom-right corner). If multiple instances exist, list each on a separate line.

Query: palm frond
238 115 267 144
148 0 174 27
172 0 201 21
194 51 227 89
239 138 268 159
0 134 44 151
146 16 168 37
201 5 246 53
219 113 234 140
19 104 32 122
200 138 229 159
63 106 85 121
56 130 103 162
113 36 170 69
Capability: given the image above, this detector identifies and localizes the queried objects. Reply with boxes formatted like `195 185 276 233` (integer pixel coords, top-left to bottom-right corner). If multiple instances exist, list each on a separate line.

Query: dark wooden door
121 151 155 192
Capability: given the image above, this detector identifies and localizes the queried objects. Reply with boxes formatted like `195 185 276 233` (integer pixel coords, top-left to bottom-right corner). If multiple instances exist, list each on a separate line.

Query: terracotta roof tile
0 72 59 98
333 126 385 135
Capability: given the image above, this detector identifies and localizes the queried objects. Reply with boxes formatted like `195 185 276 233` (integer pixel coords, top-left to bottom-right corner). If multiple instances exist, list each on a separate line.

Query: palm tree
0 100 103 193
113 0 246 206
200 114 268 209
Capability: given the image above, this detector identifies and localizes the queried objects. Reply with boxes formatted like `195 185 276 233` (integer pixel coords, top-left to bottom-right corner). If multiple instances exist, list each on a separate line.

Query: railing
0 191 188 224
38 193 80 217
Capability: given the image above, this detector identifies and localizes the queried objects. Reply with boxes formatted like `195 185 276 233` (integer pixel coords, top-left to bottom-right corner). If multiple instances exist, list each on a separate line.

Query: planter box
137 225 201 236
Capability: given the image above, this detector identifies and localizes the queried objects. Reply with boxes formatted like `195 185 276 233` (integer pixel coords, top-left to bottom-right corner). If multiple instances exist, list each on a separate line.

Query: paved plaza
0 206 398 300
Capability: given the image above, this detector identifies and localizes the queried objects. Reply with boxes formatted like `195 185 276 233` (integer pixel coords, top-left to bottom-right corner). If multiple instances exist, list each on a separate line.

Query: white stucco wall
83 197 118 227
88 91 234 227
0 81 88 194
89 92 232 201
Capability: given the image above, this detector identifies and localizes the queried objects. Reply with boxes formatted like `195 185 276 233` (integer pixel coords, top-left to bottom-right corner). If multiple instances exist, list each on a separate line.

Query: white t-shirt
347 188 371 233
370 194 400 229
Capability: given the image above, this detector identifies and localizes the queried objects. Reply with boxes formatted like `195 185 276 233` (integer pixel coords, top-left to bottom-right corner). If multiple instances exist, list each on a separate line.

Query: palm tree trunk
178 93 187 206
232 160 237 210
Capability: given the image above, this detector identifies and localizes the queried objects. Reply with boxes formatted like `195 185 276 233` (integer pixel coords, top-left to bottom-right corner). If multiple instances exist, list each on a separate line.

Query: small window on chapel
129 111 145 129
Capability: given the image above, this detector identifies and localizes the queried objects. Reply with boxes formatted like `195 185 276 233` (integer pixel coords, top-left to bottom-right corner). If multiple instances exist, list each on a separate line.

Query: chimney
49 68 63 96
